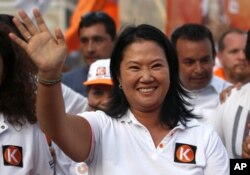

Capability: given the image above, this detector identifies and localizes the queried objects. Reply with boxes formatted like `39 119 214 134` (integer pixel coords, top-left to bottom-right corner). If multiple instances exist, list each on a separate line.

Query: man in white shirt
171 24 231 121
209 30 250 159
209 83 250 158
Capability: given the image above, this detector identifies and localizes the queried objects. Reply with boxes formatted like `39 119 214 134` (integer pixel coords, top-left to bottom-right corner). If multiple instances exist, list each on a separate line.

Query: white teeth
139 88 154 93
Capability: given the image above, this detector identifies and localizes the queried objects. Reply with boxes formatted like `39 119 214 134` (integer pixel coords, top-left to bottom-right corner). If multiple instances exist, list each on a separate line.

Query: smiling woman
117 40 170 114
10 9 229 175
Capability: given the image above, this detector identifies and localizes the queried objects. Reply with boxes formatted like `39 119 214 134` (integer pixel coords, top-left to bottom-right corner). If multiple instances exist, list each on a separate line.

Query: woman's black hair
0 14 37 126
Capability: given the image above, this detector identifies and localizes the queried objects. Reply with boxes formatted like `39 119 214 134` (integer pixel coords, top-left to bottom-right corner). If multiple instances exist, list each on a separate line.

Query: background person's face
87 84 113 111
176 38 214 90
79 23 114 66
218 33 250 81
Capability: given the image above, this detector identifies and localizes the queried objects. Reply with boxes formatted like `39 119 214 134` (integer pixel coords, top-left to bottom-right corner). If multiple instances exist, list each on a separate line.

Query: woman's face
118 40 170 113
0 55 3 85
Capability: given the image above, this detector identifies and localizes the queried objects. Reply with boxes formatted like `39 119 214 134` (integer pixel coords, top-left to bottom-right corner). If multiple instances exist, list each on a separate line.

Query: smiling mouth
138 87 156 93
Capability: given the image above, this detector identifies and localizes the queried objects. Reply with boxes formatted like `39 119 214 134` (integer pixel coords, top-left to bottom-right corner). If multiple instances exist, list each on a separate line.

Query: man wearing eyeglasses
62 12 116 96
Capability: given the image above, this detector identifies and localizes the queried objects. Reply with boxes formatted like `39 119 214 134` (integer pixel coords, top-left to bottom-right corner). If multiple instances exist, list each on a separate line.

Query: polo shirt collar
119 109 141 126
119 109 200 129
184 75 227 94
0 114 8 134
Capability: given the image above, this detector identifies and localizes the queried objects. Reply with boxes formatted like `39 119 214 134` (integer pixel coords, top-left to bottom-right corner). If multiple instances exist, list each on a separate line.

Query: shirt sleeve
32 124 54 175
77 111 109 165
203 126 229 175
62 83 88 114
207 101 226 143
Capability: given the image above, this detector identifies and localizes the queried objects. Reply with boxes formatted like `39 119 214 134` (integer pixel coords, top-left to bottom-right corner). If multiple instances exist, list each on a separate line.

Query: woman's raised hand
9 9 67 79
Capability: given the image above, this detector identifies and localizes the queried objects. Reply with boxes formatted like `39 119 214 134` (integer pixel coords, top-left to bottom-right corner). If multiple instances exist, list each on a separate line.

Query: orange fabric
224 0 250 32
214 67 226 80
65 0 119 52
166 0 202 36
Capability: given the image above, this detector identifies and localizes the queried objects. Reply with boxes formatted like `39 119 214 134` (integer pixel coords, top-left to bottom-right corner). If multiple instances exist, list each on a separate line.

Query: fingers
242 151 250 159
9 32 28 50
13 9 50 43
54 28 65 45
220 86 232 103
12 16 34 42
235 82 242 90
219 91 226 104
18 10 38 35
33 8 50 32
242 136 250 158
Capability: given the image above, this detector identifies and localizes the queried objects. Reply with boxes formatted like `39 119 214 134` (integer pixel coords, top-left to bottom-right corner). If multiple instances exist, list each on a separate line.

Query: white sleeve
62 83 88 114
204 128 229 175
32 125 54 175
78 111 107 164
52 142 81 175
207 102 226 144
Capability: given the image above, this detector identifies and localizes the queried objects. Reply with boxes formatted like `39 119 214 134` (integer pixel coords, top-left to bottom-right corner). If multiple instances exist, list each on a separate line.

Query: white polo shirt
0 114 54 175
184 76 231 121
79 109 229 175
208 82 250 158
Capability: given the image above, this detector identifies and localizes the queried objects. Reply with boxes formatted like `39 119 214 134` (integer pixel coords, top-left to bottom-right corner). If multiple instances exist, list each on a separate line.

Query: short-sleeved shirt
208 82 250 158
0 114 54 175
78 109 229 175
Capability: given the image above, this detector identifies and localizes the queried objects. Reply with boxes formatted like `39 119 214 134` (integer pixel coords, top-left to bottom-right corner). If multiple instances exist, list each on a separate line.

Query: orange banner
166 0 202 36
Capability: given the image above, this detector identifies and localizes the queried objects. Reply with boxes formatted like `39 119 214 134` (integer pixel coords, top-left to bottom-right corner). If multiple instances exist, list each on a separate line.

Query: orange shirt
214 67 226 80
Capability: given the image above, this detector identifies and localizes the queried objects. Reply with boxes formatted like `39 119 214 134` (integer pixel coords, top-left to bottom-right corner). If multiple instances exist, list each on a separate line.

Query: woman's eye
129 66 139 71
152 64 162 69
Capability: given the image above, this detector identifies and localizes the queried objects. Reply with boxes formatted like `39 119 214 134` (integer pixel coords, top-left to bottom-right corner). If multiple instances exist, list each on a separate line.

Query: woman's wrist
36 74 62 86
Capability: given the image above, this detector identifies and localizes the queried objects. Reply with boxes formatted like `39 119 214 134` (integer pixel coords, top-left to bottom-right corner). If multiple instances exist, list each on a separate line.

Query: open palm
9 9 67 75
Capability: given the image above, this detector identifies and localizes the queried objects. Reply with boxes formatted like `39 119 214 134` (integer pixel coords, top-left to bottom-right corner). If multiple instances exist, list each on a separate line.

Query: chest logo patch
2 145 23 167
174 143 196 164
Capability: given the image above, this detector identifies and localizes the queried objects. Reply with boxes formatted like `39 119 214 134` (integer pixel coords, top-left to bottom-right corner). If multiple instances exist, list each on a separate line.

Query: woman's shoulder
185 119 215 134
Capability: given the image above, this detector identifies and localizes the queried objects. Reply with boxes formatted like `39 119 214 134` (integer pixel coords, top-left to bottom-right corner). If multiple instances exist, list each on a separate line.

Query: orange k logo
3 145 23 167
174 143 196 164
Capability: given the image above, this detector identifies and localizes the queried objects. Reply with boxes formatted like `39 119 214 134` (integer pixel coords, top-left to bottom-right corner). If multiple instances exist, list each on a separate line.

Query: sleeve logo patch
2 145 23 167
174 143 196 164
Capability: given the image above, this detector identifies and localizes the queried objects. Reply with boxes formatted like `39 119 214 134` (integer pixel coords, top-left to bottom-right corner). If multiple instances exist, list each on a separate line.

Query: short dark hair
218 28 245 52
106 24 196 128
78 11 116 41
171 23 216 59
